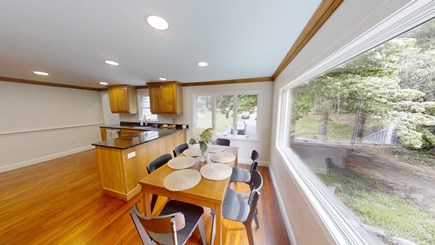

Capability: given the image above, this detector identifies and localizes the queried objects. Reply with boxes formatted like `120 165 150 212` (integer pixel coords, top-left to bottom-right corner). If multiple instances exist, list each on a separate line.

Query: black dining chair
146 153 172 212
230 149 259 184
130 201 207 245
212 138 230 146
211 170 263 245
173 143 189 157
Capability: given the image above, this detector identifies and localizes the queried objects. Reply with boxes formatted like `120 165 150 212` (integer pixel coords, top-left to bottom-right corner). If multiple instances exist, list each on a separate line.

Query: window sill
217 134 258 142
277 145 383 245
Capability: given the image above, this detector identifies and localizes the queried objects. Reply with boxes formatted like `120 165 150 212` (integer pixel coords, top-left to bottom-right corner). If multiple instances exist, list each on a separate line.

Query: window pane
236 94 257 138
215 95 234 135
288 18 435 244
195 95 212 129
141 96 158 121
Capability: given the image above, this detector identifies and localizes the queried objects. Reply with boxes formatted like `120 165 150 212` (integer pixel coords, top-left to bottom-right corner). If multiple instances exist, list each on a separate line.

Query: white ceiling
0 0 321 88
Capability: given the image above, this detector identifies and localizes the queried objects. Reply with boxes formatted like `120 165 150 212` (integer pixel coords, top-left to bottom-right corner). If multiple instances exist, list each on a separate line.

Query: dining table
138 146 238 245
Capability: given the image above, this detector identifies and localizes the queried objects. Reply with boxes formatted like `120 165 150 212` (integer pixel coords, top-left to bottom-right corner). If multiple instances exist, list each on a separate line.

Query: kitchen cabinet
108 85 138 113
147 81 183 115
93 130 186 201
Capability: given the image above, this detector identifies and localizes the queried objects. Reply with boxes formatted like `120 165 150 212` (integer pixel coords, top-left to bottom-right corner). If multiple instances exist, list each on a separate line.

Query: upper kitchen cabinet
147 81 183 115
108 85 138 113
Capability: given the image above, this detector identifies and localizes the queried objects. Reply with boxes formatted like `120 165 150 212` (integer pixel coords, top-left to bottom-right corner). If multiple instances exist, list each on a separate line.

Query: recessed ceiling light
104 60 119 66
146 15 169 30
198 62 208 67
99 82 108 85
33 71 49 76
158 77 167 81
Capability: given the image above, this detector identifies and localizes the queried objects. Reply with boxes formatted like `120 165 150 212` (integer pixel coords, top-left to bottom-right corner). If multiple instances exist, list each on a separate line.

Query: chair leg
254 208 259 228
245 222 255 245
198 216 207 245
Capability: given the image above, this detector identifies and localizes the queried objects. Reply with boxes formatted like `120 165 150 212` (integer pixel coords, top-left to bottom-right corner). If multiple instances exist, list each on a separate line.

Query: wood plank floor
0 149 290 245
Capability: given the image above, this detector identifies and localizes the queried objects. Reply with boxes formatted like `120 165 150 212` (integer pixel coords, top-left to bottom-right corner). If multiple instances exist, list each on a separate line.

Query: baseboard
0 145 94 173
237 158 269 167
269 166 298 245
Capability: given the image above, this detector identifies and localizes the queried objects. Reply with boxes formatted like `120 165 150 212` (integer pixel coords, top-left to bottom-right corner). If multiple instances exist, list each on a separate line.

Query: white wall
0 81 104 172
116 82 274 165
269 0 414 244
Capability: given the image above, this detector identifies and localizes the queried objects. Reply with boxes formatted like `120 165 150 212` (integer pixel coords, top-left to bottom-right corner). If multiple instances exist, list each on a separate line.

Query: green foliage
292 20 435 150
216 95 233 119
238 95 257 112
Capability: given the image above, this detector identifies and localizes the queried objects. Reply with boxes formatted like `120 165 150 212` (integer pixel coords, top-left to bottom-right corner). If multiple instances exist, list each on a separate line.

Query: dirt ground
344 146 435 214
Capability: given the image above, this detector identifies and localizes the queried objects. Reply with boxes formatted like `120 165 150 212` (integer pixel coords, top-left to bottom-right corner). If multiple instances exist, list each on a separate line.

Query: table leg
142 191 152 217
215 207 223 245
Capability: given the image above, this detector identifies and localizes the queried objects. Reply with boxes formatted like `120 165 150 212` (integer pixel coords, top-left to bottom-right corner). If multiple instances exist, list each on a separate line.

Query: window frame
276 2 435 244
192 90 261 140
138 93 158 123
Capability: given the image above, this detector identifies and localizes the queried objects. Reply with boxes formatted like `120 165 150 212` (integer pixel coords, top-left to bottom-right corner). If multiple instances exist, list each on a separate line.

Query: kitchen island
92 129 186 201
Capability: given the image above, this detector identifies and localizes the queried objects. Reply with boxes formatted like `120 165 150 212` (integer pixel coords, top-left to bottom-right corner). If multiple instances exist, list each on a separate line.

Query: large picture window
285 18 435 244
193 92 258 139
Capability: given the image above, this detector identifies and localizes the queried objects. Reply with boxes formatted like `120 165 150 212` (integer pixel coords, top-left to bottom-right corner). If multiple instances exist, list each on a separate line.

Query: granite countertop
100 124 160 131
92 129 180 149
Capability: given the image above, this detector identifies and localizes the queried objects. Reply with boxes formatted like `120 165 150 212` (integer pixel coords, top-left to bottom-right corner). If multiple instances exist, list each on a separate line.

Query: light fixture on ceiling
198 62 208 67
99 82 108 85
104 60 119 66
146 15 169 30
33 71 49 76
158 77 167 81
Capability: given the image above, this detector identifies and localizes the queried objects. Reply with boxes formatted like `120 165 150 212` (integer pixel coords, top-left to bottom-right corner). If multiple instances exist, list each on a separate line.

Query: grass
318 168 435 244
295 116 354 141
197 112 233 132
390 147 435 167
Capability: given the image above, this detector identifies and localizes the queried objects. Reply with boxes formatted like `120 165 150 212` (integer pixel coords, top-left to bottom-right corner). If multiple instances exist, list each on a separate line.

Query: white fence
362 125 397 145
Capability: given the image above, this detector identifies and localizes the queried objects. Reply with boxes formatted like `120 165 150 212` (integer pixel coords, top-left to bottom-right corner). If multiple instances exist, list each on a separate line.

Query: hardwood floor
0 149 290 245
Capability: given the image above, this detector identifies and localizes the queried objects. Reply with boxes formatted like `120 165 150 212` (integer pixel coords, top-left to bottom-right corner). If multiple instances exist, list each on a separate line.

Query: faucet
140 115 148 126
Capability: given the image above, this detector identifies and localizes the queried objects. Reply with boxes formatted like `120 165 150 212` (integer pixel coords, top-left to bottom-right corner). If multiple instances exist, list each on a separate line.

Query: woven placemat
210 152 236 164
167 156 197 169
183 148 200 157
200 163 233 180
207 145 226 154
163 169 201 191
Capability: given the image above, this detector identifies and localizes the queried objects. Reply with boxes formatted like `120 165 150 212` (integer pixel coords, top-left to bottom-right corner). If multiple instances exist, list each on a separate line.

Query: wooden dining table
138 146 238 245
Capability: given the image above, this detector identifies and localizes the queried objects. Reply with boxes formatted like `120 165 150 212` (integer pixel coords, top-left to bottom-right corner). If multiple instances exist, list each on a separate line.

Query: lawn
318 168 435 244
197 112 233 132
295 116 354 141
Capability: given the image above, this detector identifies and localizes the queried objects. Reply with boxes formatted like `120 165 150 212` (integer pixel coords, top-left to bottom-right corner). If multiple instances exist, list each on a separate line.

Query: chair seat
230 167 251 183
156 200 204 245
222 188 250 222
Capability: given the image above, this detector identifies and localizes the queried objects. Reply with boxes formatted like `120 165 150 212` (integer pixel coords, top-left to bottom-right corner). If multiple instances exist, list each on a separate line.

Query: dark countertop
92 129 181 149
100 122 188 130
100 124 159 131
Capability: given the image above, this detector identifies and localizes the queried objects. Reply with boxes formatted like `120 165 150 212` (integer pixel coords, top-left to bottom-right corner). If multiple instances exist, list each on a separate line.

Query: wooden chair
146 153 172 212
230 150 259 184
130 201 207 245
173 143 189 157
212 138 230 146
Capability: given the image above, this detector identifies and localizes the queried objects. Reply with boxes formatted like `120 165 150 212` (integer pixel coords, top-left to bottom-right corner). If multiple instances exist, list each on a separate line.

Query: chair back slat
147 153 172 174
249 170 263 192
250 150 259 162
173 143 189 157
213 138 230 146
142 213 185 234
